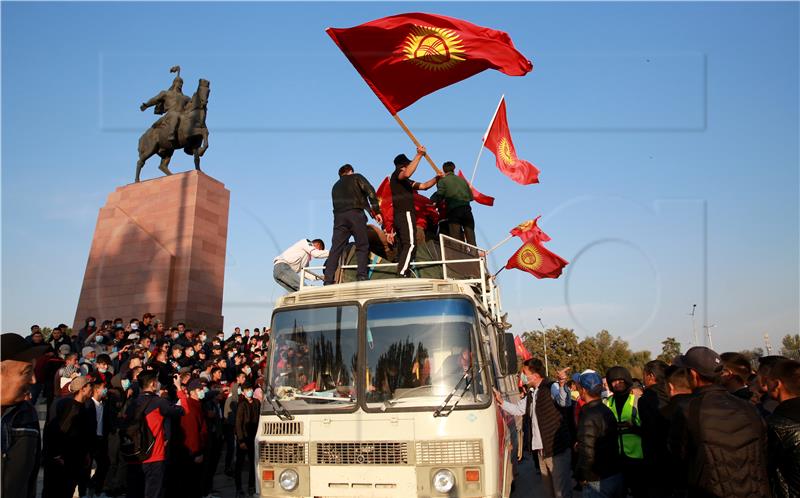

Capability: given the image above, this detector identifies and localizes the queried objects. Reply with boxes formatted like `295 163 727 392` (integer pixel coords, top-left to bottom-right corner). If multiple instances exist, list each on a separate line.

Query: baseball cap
81 346 95 357
0 333 48 362
579 372 604 395
393 154 411 168
186 378 205 391
58 344 72 356
69 375 91 393
674 346 723 378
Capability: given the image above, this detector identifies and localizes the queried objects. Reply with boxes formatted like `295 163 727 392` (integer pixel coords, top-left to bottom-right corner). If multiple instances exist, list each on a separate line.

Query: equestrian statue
136 66 210 182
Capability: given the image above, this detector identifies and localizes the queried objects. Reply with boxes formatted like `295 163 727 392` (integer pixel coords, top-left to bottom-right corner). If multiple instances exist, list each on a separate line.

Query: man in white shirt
273 238 329 292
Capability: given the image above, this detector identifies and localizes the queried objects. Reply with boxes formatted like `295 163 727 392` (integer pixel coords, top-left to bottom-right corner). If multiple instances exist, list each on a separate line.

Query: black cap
674 346 723 378
186 378 205 392
1 333 48 362
393 154 411 168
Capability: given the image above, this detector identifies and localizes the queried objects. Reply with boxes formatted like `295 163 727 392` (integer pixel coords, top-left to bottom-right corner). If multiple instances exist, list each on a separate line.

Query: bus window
364 298 489 411
268 305 358 411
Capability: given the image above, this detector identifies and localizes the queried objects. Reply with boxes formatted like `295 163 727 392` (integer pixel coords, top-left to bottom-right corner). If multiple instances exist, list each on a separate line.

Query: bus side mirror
502 333 518 375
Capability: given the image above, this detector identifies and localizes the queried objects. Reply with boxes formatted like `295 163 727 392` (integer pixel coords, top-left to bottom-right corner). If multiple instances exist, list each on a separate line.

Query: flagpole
469 94 505 186
392 113 442 175
485 234 513 255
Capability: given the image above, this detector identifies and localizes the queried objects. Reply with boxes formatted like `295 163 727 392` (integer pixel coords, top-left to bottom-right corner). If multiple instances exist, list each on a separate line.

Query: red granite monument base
73 171 230 332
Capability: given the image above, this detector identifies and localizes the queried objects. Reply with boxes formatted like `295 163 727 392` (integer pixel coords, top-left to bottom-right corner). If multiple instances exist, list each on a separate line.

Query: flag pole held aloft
392 113 441 175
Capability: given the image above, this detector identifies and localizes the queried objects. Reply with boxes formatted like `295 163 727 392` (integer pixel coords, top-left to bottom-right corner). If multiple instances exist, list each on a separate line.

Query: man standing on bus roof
273 238 329 292
323 164 382 285
390 146 441 278
431 161 476 247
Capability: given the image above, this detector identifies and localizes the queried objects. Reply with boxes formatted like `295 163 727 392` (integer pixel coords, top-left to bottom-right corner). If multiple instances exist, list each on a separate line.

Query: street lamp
538 318 549 377
689 304 698 346
703 324 717 350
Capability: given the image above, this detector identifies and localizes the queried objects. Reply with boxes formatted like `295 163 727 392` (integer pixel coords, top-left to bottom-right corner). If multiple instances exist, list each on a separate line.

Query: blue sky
2 2 798 355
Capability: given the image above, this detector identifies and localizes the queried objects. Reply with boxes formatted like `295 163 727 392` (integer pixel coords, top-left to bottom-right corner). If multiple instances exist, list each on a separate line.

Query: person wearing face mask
95 354 113 385
80 346 98 376
77 317 98 351
80 379 112 498
234 382 259 497
493 358 573 498
176 378 208 498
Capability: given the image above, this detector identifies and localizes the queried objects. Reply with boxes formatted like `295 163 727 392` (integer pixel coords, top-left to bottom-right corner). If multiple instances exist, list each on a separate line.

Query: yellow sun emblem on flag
498 137 516 166
517 244 542 271
402 25 466 71
516 219 535 232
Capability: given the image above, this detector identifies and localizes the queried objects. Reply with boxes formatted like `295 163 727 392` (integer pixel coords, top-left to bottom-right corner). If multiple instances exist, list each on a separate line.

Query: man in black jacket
234 382 260 497
639 360 671 497
574 371 624 497
42 375 94 498
671 346 769 497
766 358 800 498
1 333 48 498
323 164 382 284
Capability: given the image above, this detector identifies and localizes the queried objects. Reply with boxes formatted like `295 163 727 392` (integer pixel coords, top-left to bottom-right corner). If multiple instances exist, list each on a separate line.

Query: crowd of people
4 313 800 498
272 146 479 291
2 316 271 498
495 347 800 498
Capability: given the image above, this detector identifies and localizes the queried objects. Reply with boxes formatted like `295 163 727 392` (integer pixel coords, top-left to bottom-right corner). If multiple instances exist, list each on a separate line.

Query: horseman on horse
136 66 210 182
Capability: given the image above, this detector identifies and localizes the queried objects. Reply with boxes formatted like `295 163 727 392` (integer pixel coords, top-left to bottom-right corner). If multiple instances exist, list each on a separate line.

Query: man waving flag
326 13 533 114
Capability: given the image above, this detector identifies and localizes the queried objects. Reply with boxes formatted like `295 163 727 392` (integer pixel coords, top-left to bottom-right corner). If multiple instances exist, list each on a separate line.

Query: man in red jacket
126 371 184 498
178 378 208 498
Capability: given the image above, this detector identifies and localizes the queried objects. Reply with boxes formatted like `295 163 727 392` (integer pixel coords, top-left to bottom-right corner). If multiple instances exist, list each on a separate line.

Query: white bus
256 236 520 497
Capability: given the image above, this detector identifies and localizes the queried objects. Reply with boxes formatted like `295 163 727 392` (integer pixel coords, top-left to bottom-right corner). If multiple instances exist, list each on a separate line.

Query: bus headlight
279 469 299 491
432 469 455 493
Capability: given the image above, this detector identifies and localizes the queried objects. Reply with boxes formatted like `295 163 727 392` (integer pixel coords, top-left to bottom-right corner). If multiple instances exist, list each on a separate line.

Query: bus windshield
364 298 488 410
267 305 358 412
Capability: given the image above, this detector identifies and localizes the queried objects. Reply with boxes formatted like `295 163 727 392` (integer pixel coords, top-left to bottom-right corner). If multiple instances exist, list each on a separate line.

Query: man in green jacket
432 161 476 246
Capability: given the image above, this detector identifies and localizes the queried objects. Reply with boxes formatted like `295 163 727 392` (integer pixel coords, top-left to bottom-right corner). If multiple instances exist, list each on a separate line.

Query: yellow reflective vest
605 393 643 460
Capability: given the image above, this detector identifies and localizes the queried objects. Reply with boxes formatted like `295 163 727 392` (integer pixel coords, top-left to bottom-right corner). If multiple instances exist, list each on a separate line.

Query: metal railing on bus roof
297 234 503 322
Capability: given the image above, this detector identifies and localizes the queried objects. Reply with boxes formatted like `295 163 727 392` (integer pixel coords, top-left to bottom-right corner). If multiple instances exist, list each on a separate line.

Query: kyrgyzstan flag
484 97 540 185
376 177 440 233
505 239 568 279
457 170 495 206
326 13 532 114
510 215 550 243
514 335 532 361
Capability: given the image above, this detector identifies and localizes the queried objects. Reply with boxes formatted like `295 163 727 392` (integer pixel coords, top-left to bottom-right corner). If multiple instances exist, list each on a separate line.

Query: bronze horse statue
135 77 210 182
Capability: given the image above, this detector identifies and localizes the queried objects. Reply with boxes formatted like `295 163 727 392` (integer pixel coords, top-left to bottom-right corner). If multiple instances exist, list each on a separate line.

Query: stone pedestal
73 171 230 331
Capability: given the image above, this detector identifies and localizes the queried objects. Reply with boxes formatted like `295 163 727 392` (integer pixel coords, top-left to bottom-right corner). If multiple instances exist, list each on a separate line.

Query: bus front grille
262 421 303 436
259 442 308 464
416 439 483 465
315 441 410 465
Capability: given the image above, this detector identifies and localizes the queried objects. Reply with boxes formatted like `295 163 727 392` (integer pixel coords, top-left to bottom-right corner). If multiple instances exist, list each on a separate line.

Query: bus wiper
294 393 354 403
266 385 294 421
433 366 476 418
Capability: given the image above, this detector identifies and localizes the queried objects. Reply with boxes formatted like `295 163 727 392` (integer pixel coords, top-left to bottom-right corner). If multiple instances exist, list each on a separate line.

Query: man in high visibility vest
605 366 645 498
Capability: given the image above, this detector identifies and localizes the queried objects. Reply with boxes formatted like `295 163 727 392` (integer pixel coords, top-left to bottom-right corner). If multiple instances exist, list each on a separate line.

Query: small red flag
457 170 495 206
510 215 550 244
327 13 532 114
514 335 532 361
505 239 568 279
484 98 539 185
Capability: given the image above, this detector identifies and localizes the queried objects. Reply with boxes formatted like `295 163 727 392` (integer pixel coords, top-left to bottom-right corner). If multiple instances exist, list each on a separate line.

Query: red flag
376 177 440 233
514 335 532 361
510 215 550 244
484 98 539 185
327 13 532 114
457 170 495 206
505 239 568 279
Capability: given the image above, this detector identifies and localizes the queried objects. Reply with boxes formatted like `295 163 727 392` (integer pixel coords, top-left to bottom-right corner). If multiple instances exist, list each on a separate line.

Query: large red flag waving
327 13 532 114
514 335 532 361
484 98 540 185
457 170 494 206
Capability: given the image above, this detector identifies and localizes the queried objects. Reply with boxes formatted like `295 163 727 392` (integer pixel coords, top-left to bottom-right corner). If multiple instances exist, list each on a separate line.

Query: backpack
120 396 155 463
